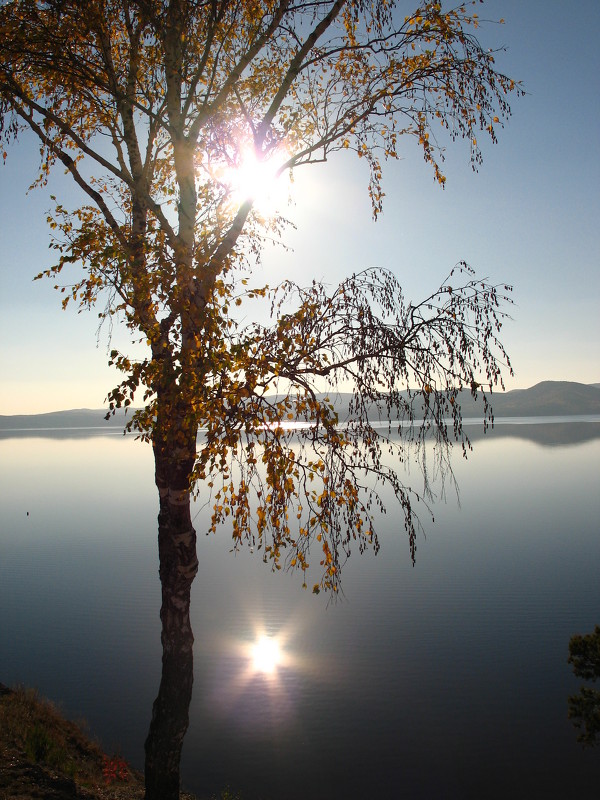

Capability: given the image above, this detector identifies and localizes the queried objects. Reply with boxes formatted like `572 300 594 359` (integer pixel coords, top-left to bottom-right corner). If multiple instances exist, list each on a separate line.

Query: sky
1 0 599 415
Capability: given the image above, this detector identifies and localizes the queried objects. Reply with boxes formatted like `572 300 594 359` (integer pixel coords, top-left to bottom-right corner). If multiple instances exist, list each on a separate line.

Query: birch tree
0 2 519 797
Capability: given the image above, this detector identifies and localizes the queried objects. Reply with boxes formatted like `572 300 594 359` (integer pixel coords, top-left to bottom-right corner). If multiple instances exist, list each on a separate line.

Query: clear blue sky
1 0 598 414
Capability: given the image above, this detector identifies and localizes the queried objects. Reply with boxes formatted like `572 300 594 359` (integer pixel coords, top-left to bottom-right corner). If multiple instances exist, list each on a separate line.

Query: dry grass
0 683 198 800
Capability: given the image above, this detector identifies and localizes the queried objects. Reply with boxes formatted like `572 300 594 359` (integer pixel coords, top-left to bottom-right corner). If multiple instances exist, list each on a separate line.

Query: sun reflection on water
196 599 340 735
251 635 281 675
205 624 300 726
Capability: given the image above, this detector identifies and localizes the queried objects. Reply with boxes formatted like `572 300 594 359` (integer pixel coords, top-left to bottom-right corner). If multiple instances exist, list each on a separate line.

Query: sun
251 635 281 674
219 145 292 216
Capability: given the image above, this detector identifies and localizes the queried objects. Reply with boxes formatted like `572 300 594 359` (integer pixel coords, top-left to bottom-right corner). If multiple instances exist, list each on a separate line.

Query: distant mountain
448 381 600 418
1 381 599 432
0 407 131 431
320 381 600 419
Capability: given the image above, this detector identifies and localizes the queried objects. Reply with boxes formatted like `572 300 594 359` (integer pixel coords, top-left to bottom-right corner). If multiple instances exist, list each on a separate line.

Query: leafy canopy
0 0 519 591
568 626 600 747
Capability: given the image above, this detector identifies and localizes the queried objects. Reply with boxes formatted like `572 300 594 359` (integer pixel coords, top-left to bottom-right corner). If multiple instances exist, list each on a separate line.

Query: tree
0 2 519 797
568 625 600 747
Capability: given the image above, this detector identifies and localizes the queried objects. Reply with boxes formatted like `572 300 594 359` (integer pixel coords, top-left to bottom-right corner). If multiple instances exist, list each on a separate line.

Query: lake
1 419 599 799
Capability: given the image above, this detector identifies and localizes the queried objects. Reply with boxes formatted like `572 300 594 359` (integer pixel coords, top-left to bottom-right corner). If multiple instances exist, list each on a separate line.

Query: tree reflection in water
144 515 198 800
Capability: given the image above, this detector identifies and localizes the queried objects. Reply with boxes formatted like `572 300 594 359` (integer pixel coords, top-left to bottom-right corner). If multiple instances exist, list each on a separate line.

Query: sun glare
221 146 291 215
251 635 281 674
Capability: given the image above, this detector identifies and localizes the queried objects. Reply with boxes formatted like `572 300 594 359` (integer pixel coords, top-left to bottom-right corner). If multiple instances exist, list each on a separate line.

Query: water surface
1 421 599 798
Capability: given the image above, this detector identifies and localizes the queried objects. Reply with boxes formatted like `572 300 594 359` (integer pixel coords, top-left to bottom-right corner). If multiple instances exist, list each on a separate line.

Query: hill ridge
1 380 599 430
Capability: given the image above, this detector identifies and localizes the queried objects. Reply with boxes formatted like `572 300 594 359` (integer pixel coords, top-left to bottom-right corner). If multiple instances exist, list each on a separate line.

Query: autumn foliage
0 2 520 593
1 3 521 797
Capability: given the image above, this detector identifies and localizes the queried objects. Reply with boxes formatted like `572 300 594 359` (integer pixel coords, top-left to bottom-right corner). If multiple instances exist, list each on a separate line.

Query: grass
0 683 200 800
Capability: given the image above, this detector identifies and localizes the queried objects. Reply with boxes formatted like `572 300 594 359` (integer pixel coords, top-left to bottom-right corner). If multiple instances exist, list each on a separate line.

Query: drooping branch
1 0 520 591
187 262 512 593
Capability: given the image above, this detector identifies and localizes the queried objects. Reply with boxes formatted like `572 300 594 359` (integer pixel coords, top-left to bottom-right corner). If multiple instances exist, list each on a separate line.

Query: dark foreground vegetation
0 684 201 800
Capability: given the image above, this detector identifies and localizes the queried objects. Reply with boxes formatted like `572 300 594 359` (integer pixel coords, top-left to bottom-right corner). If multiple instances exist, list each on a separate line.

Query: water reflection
2 417 599 446
462 418 600 446
206 623 303 730
250 635 282 674
2 427 600 798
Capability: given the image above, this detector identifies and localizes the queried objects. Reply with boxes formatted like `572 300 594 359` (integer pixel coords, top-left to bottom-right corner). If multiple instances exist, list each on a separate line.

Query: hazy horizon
1 378 599 421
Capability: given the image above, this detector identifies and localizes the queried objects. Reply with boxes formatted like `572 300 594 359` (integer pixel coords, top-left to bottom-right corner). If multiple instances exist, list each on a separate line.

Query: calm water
1 421 599 799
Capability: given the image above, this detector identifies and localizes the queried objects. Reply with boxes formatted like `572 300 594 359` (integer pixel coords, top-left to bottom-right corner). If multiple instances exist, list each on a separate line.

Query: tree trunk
144 434 198 800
